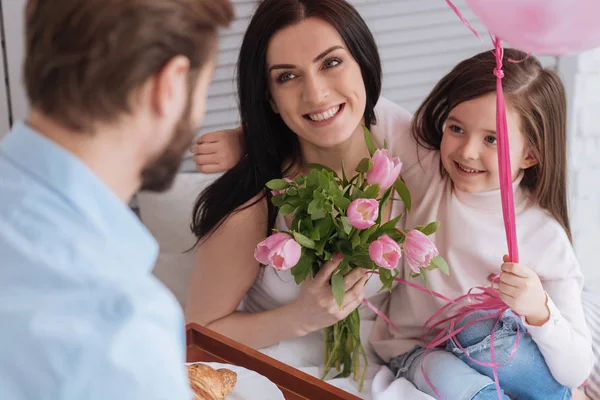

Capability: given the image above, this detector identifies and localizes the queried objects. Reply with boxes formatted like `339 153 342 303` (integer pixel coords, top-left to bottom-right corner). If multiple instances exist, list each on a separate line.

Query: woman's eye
449 125 463 134
277 72 296 83
485 135 497 145
324 58 342 69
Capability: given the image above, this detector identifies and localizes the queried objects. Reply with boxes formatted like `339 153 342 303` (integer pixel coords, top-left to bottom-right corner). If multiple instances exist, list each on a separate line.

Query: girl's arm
190 127 244 174
527 276 594 388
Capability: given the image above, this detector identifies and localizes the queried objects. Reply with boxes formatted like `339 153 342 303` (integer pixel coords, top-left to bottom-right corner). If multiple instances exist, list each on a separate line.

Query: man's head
24 0 234 192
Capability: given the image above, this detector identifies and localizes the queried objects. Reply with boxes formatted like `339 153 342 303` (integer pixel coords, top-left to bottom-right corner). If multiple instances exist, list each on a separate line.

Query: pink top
368 97 594 388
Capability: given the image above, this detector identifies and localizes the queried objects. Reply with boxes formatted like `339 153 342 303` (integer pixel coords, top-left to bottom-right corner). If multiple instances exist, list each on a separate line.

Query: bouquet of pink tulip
254 127 449 391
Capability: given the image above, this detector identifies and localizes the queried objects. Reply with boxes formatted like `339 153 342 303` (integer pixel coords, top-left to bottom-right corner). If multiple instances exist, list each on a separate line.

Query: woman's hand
291 254 368 336
189 126 244 174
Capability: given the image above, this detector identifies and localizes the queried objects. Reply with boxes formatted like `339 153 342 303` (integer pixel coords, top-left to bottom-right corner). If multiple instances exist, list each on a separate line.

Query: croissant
187 363 237 400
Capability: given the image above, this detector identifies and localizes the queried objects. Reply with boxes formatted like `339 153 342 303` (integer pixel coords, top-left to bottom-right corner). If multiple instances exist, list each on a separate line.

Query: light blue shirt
0 123 191 400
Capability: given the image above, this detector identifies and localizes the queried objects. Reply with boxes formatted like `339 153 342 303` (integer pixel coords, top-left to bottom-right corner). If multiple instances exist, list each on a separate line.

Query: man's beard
139 109 196 192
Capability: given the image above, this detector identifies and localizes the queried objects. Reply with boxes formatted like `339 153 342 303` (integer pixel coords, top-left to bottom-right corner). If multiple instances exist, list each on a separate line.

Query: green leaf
379 268 394 290
291 217 301 231
430 255 450 275
332 272 345 309
316 218 332 238
355 158 373 174
307 169 320 188
316 237 327 256
292 231 316 249
378 215 401 234
266 179 290 191
308 199 326 220
420 268 429 288
338 258 351 275
333 196 351 210
286 188 298 196
291 250 314 284
387 230 405 243
279 203 295 215
364 184 380 199
340 216 353 235
360 225 379 243
310 226 321 241
341 160 348 185
271 194 285 207
348 253 375 268
351 231 361 249
363 125 377 157
376 187 393 225
393 179 412 212
351 187 365 201
383 138 388 150
420 221 440 236
304 163 339 179
311 209 326 220
318 171 330 188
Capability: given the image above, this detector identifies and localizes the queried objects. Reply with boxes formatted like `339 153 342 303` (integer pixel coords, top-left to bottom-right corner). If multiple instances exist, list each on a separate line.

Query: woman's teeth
458 163 483 173
307 105 341 122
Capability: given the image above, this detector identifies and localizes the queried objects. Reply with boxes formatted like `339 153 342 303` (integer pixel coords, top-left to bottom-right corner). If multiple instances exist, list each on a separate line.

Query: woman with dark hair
185 0 413 395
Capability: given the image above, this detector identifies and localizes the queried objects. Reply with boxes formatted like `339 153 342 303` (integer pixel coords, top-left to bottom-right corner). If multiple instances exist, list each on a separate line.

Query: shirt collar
453 172 531 212
0 122 158 274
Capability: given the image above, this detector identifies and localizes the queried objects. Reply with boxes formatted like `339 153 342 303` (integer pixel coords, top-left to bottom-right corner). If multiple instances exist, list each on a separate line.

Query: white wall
561 50 600 287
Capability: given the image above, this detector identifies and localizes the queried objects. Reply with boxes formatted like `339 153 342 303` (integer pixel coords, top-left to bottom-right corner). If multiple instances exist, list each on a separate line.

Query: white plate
187 362 285 400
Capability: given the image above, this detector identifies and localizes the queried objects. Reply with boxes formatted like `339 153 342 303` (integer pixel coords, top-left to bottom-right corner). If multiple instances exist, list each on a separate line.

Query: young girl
367 49 594 400
192 48 594 399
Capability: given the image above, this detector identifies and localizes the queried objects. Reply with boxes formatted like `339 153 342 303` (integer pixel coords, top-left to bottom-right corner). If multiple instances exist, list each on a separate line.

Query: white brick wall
566 49 600 287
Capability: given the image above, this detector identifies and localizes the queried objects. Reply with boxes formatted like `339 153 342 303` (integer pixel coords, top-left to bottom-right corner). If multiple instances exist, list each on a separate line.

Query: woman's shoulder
204 193 269 242
371 97 412 144
371 97 433 172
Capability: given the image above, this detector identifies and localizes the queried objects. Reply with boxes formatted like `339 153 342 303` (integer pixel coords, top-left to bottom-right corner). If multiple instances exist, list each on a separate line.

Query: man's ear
152 55 190 120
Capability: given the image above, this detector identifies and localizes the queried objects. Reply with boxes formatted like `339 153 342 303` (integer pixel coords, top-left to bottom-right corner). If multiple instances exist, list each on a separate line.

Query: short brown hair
24 0 234 131
413 49 571 241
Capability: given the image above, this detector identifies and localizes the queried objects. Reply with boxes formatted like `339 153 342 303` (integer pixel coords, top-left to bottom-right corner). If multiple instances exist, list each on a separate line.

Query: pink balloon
466 0 600 55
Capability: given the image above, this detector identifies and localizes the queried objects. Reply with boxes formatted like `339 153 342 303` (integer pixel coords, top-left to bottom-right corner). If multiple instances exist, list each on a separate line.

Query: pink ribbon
364 272 520 399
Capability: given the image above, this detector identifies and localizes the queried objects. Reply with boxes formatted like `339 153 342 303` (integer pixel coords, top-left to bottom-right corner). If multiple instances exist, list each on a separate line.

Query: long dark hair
191 0 382 241
412 48 571 241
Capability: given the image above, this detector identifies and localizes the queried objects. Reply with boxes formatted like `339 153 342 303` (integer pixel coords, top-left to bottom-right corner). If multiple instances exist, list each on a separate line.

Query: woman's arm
185 196 368 349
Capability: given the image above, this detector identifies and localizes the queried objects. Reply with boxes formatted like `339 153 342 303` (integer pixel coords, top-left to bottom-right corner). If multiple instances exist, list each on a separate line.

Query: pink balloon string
444 0 483 41
492 35 519 264
364 3 521 399
445 1 520 263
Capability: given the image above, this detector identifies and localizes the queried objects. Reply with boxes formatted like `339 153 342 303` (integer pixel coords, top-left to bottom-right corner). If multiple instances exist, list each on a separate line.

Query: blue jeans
388 310 571 400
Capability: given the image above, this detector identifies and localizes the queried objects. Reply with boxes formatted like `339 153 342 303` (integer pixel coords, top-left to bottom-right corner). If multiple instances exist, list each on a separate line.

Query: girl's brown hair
412 48 571 241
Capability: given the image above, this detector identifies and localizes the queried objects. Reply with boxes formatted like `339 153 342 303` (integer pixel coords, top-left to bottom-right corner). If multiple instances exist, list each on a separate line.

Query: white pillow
137 172 220 308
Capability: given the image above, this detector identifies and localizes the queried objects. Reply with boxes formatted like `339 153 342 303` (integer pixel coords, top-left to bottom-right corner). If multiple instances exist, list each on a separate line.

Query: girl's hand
498 255 550 326
189 126 244 174
291 253 368 335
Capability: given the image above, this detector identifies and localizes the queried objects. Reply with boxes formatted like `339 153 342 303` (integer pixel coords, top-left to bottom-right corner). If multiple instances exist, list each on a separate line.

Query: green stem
358 343 368 392
322 323 342 379
394 226 408 236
